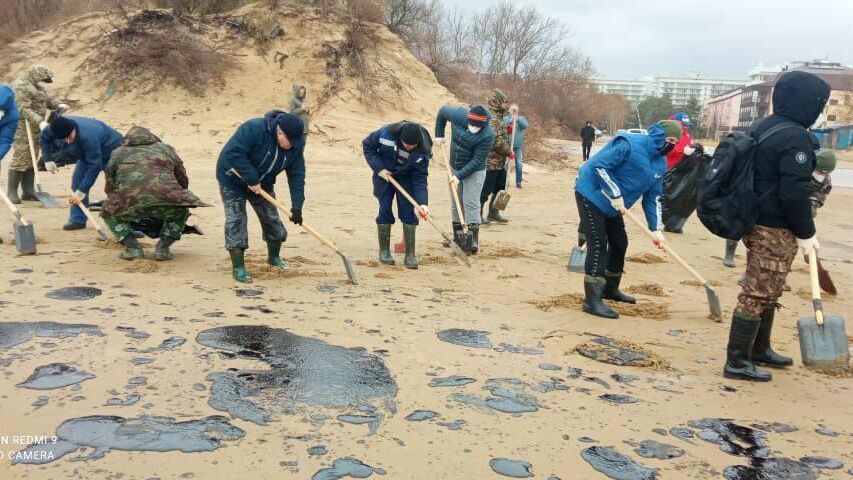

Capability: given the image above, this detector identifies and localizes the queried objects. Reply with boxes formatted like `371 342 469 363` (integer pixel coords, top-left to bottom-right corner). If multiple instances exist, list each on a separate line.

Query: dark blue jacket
216 110 306 210
363 121 432 205
39 116 123 191
575 123 667 231
434 106 495 180
0 85 19 162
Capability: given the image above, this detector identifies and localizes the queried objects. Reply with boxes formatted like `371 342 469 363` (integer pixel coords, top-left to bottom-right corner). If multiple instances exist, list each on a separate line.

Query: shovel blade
493 191 511 210
338 252 358 285
705 285 723 321
568 246 586 273
35 191 60 208
798 314 850 370
14 221 37 255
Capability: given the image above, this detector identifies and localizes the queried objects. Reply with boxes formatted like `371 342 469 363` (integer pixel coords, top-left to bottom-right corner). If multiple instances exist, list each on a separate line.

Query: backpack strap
755 121 802 145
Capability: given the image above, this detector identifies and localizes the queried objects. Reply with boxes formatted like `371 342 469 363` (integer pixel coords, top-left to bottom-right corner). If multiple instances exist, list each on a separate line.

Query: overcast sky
441 0 853 79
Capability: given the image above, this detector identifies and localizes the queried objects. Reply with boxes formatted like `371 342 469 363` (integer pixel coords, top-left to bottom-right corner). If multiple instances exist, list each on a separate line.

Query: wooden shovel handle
624 209 709 286
24 121 43 185
0 191 29 226
70 190 108 237
808 247 825 326
437 147 467 232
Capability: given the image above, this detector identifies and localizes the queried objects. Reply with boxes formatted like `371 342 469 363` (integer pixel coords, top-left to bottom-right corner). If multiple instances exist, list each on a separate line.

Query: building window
827 115 837 121
829 99 839 105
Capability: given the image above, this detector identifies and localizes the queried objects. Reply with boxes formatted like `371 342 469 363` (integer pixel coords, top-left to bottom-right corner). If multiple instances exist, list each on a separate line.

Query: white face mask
813 172 827 182
468 125 482 134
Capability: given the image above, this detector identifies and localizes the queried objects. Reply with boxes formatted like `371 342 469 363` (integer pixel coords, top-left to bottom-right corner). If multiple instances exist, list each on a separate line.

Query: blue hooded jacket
0 85 18 162
575 123 668 231
39 116 123 191
434 106 495 180
216 110 306 210
363 121 432 205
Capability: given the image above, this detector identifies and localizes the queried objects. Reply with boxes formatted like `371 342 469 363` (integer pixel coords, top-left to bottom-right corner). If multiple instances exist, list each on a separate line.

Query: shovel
798 247 850 370
567 245 586 273
70 191 109 241
0 191 37 255
624 209 723 321
229 169 357 284
385 175 471 267
437 146 473 252
492 115 517 211
24 120 60 208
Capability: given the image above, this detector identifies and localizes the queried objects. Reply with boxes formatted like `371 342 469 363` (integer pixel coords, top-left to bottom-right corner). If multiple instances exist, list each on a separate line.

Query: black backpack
696 122 801 240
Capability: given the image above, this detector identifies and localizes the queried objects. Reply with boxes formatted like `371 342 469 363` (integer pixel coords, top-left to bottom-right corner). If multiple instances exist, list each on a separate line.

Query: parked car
615 128 648 135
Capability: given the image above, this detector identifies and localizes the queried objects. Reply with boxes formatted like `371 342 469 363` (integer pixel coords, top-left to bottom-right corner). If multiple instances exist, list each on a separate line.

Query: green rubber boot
154 236 176 261
266 241 289 270
403 224 418 269
229 248 252 283
377 224 395 265
119 236 144 261
6 170 22 204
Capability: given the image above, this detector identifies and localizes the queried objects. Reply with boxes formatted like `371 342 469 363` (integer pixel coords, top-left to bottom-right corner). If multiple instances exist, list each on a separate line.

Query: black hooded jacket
751 71 830 239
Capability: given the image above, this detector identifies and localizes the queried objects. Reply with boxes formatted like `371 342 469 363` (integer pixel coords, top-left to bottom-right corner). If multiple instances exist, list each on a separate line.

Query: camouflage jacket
102 126 208 218
11 66 58 128
287 82 310 134
810 174 832 218
486 105 512 170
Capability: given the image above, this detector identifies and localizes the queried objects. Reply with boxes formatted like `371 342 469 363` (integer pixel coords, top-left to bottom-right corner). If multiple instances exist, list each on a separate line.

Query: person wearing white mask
433 104 495 254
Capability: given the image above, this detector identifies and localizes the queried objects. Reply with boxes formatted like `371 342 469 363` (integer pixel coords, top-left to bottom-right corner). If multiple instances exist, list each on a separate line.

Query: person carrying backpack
713 71 830 382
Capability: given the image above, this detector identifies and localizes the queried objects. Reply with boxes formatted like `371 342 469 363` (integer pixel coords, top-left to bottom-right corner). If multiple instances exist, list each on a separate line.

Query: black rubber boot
723 313 772 382
21 169 38 201
487 201 508 223
119 236 144 261
154 236 177 261
603 271 636 304
480 199 490 225
63 222 86 231
444 222 463 248
266 241 289 269
752 306 793 368
229 248 252 283
403 224 418 269
7 170 22 204
583 276 619 319
723 240 737 268
468 224 479 254
377 224 395 265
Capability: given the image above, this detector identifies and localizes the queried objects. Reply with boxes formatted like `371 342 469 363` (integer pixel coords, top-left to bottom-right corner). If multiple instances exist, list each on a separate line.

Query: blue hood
0 85 14 112
646 123 666 151
263 109 287 134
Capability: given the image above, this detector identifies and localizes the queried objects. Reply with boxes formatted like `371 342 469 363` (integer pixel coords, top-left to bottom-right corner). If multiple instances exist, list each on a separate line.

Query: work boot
229 248 252 283
723 312 772 382
480 199 491 225
583 276 619 319
468 224 479 254
63 222 86 231
403 224 418 269
444 222 463 248
603 271 636 304
487 202 508 224
752 306 793 368
154 236 177 261
20 169 38 201
266 241 289 269
6 170 22 204
119 236 144 261
377 224 395 265
723 240 737 268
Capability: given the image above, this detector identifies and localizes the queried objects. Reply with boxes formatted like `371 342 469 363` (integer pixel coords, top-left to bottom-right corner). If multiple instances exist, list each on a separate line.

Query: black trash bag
662 153 710 232
130 216 204 239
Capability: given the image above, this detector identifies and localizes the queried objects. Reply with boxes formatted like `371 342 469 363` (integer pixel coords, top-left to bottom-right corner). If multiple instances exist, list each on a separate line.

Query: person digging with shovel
723 71 830 382
481 89 513 224
434 104 495 254
99 126 209 261
363 121 432 269
216 110 305 283
574 120 681 319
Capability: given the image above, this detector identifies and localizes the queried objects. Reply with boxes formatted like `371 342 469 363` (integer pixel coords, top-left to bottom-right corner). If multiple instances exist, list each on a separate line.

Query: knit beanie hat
658 120 682 142
467 106 488 128
816 149 836 173
50 116 76 139
276 113 304 143
400 123 421 146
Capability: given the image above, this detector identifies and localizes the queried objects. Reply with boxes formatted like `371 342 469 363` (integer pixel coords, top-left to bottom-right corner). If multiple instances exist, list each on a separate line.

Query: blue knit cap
276 113 304 143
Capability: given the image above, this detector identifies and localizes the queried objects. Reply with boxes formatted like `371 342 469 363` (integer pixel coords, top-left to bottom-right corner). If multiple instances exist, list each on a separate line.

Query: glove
45 161 58 174
39 121 49 131
609 196 625 213
434 137 445 145
69 190 86 205
692 143 704 155
378 169 392 181
507 124 514 134
651 230 666 250
417 205 430 220
509 151 516 161
797 235 819 255
683 146 695 156
57 103 70 112
449 175 460 188
290 208 303 225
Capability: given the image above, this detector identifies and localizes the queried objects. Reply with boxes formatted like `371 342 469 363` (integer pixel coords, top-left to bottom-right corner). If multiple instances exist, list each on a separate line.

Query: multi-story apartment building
591 74 747 107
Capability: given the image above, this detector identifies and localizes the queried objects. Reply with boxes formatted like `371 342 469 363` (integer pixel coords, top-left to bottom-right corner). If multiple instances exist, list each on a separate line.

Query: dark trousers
575 191 628 277
582 143 592 161
376 181 418 225
480 168 508 204
220 184 287 250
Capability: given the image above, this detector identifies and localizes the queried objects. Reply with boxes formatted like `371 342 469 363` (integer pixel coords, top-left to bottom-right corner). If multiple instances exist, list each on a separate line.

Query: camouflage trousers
102 206 189 242
10 126 38 172
735 225 798 318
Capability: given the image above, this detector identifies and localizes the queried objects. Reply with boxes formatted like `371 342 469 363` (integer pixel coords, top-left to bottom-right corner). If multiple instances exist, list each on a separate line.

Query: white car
615 128 648 135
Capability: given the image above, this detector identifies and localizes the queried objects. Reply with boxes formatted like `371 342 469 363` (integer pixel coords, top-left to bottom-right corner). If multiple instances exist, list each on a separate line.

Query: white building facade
592 74 747 107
